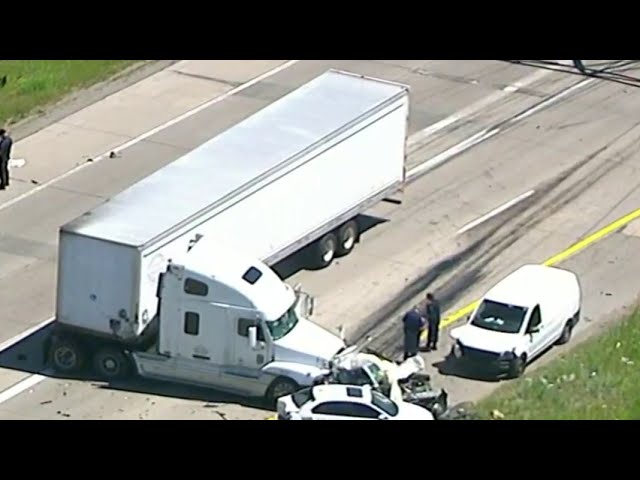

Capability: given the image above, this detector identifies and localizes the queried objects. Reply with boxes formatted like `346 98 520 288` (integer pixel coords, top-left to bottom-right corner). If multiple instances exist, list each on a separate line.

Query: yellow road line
420 207 640 339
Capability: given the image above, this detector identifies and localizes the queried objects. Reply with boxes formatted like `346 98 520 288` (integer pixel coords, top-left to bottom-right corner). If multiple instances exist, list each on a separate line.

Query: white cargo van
449 264 581 378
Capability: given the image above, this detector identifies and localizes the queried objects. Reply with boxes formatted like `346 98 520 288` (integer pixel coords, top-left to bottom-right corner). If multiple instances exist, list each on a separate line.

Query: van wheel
266 377 299 406
556 321 573 346
50 336 85 374
508 355 527 379
336 220 359 257
93 347 130 380
313 232 338 268
571 309 581 326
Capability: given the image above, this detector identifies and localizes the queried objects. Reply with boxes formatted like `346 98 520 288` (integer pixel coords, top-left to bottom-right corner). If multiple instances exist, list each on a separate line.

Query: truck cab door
170 299 222 387
219 316 271 397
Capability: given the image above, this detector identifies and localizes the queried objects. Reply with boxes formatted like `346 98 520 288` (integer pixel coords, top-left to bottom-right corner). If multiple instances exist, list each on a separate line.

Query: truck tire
312 232 338 268
93 347 131 380
336 220 359 257
50 337 85 374
266 377 299 406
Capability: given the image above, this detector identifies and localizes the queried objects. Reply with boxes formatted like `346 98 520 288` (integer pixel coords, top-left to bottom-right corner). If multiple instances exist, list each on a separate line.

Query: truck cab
130 240 346 402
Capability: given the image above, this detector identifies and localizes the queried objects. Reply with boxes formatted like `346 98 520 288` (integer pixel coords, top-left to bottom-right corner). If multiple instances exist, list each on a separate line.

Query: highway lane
0 60 637 419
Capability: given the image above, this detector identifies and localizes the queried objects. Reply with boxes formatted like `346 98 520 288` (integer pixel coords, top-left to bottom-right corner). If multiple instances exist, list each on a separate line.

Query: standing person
424 292 441 351
402 307 425 360
0 129 13 190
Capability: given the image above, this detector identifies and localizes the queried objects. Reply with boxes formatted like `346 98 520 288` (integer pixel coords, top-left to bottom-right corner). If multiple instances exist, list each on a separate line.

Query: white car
276 383 434 420
449 264 581 378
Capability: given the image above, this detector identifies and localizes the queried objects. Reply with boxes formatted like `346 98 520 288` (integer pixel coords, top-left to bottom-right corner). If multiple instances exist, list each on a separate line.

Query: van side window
237 318 265 341
184 278 208 297
184 312 200 335
527 306 542 332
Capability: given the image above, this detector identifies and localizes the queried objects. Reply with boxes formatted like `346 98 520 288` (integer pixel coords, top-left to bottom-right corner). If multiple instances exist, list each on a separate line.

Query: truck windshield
470 300 528 334
266 306 299 341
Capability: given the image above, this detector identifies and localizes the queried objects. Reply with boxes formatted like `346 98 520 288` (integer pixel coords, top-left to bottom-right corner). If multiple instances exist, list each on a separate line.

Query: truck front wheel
50 337 85 374
266 377 299 406
93 347 131 380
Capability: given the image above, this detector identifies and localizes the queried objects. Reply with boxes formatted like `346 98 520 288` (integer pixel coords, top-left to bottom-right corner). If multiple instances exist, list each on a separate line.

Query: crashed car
313 345 449 418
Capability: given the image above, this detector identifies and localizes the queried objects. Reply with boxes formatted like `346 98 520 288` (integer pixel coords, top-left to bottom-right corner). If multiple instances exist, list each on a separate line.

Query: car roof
309 384 374 403
483 264 577 309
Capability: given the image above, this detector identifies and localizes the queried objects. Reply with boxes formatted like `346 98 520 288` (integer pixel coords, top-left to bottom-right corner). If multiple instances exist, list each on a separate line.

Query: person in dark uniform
402 307 425 360
0 129 13 190
424 292 441 351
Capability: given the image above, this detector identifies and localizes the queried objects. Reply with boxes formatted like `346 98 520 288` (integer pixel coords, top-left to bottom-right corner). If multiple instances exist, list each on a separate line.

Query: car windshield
371 390 399 416
470 300 528 334
266 305 299 341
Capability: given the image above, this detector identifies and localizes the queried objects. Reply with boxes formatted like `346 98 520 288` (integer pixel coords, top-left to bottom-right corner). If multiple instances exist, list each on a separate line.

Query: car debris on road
310 340 449 419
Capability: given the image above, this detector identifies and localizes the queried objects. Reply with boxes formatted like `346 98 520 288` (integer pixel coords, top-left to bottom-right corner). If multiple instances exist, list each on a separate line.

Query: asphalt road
0 60 639 419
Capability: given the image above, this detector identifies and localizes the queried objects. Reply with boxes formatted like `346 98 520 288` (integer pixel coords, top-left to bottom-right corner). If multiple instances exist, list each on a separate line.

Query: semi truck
46 69 411 402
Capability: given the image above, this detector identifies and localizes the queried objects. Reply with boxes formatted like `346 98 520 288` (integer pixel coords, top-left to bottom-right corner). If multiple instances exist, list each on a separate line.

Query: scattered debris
605 292 612 297
621 357 634 365
30 179 39 185
616 342 622 349
109 151 117 159
590 371 598 378
490 409 505 420
86 158 94 163
57 410 71 418
40 400 52 405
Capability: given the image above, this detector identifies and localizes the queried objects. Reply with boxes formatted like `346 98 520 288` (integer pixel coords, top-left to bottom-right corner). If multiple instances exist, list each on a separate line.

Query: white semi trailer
47 69 410 402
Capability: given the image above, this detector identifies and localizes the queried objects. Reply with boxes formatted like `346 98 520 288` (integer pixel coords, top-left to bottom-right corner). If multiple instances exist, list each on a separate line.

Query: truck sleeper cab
127 243 346 403
449 264 581 378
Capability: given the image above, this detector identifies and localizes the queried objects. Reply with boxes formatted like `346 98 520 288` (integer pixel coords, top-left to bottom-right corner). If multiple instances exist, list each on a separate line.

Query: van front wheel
508 355 527 379
556 321 573 346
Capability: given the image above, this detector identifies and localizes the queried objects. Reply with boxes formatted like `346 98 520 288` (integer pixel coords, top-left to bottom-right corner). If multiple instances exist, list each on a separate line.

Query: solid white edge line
0 60 300 214
0 373 48 406
0 317 54 353
456 190 536 235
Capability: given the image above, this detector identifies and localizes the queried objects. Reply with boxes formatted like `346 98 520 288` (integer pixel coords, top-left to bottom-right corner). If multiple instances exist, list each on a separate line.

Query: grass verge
476 307 640 420
0 60 141 126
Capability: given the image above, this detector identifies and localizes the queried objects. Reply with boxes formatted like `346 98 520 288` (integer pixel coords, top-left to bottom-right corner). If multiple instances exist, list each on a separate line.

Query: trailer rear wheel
336 220 359 257
313 232 338 268
50 337 84 374
93 347 130 380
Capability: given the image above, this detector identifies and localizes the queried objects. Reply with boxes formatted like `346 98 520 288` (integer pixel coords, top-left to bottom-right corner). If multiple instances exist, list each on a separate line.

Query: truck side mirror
248 326 258 349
